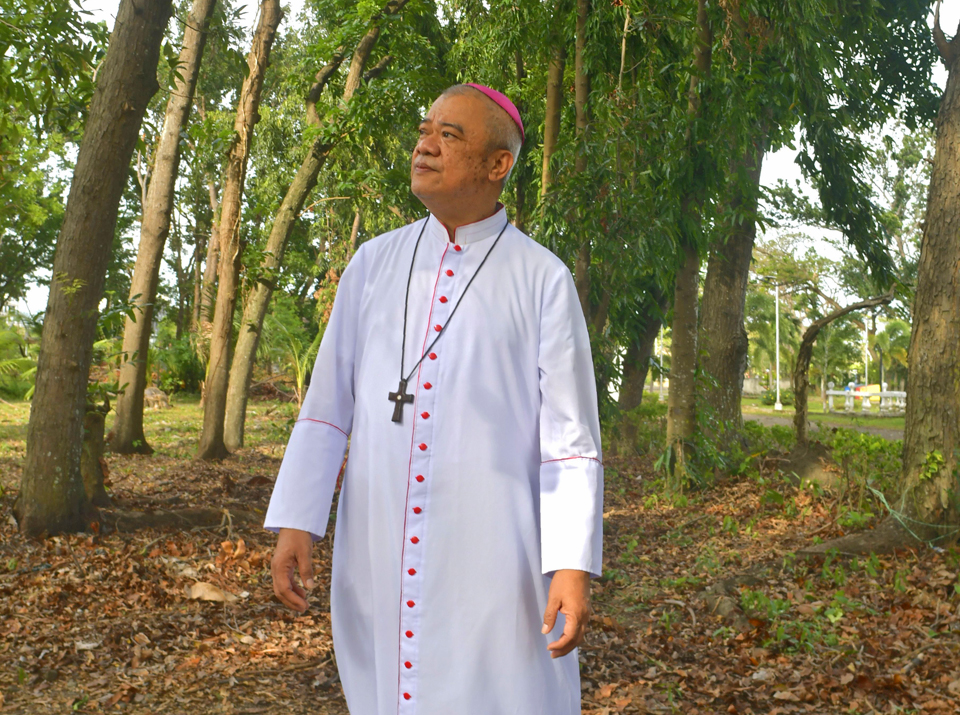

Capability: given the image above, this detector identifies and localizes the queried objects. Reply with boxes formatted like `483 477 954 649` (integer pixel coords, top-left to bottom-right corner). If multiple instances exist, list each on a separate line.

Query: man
265 83 603 714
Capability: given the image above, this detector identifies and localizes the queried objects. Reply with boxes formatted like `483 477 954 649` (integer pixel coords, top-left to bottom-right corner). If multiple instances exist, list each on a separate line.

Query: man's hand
542 569 591 658
271 528 315 612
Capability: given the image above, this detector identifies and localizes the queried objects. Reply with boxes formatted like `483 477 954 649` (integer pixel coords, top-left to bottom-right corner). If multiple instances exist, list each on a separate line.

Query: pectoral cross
389 379 414 422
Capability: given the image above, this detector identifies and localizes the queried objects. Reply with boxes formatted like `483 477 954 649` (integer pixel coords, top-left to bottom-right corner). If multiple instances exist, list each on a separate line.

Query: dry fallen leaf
184 581 238 603
75 641 100 651
773 690 800 702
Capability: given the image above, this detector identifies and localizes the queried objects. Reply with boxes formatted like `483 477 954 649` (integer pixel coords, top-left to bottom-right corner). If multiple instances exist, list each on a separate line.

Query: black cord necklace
388 214 509 422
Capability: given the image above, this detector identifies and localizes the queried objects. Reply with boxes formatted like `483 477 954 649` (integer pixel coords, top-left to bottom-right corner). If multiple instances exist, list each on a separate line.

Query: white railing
824 382 905 414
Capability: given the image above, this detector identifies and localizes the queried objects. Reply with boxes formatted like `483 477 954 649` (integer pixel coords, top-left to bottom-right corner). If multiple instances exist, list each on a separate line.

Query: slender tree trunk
793 294 892 446
540 44 566 207
197 0 283 460
619 303 664 412
192 229 204 330
221 8 401 451
199 174 220 324
666 0 711 481
16 0 172 537
898 12 960 538
699 140 764 430
110 0 216 455
349 208 362 254
572 0 591 318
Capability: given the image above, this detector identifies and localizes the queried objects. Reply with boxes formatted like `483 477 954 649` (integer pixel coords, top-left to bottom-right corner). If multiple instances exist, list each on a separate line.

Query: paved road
743 413 904 441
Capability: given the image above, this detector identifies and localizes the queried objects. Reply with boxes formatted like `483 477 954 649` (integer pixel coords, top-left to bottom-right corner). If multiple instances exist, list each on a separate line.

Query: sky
16 1 960 315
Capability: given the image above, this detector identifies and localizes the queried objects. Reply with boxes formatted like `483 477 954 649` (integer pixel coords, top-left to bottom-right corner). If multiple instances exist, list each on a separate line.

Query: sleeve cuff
539 456 604 578
263 419 349 542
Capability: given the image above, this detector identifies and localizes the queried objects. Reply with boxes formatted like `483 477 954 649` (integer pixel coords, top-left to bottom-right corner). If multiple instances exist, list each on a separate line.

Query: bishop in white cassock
265 83 604 714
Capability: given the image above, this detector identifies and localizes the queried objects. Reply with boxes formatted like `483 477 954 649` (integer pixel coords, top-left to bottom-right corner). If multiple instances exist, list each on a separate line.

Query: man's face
410 92 493 204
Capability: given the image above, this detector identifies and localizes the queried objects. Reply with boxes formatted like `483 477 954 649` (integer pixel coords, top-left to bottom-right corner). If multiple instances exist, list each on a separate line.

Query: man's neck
432 201 501 243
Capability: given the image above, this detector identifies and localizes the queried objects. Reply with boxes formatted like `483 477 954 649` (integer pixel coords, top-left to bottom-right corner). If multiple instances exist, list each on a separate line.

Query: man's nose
416 132 440 156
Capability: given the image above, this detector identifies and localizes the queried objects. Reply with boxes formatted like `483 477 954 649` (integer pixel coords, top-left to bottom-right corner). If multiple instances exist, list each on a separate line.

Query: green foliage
823 428 902 521
760 388 794 407
153 323 205 395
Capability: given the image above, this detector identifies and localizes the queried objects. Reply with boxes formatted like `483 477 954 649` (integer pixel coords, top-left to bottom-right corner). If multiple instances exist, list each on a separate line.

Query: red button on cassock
423 382 432 389
445 269 454 277
454 245 462 252
418 443 427 451
421 412 430 419
439 296 448 303
406 630 414 638
405 661 413 668
415 475 424 482
410 536 419 544
434 324 442 332
407 600 415 608
403 693 411 700
429 353 437 360
413 507 422 514
408 568 416 575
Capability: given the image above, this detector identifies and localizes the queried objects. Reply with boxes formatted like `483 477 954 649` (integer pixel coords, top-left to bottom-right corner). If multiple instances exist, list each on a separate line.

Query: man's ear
488 149 515 183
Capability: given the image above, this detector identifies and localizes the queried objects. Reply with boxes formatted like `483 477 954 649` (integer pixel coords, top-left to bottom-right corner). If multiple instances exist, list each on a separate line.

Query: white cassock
264 207 603 715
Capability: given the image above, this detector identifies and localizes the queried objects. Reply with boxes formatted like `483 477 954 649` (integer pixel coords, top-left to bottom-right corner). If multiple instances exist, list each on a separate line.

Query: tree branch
363 54 392 83
933 1 955 65
306 52 345 126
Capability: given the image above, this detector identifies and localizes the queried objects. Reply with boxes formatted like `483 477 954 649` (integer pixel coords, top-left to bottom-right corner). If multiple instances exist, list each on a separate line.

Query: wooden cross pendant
389 379 414 422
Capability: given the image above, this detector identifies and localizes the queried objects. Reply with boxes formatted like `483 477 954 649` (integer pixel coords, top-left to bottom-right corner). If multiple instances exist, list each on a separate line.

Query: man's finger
272 556 308 612
547 612 582 658
297 544 315 590
541 595 561 634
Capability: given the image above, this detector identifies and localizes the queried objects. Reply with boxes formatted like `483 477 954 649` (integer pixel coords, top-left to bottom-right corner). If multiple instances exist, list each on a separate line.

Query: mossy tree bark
897 7 960 540
699 140 764 431
666 0 711 483
17 0 172 536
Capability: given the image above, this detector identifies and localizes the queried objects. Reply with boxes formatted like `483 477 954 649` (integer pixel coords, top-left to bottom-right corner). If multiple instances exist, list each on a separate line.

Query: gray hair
441 84 522 183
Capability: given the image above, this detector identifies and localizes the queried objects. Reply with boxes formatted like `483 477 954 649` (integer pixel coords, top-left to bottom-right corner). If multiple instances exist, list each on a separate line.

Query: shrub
760 387 794 406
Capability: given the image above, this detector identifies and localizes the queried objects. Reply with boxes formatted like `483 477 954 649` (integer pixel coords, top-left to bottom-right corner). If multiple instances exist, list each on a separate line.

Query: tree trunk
667 244 700 458
619 307 663 412
199 174 220 324
699 140 764 430
221 9 401 451
898 12 960 539
192 229 205 330
349 208 362 254
572 0 591 319
16 0 172 537
197 0 283 461
793 294 892 446
666 0 711 481
540 43 566 206
82 404 113 508
111 0 216 455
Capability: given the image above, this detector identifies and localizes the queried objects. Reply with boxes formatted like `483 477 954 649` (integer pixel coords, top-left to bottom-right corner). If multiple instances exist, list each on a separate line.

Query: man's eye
442 132 453 138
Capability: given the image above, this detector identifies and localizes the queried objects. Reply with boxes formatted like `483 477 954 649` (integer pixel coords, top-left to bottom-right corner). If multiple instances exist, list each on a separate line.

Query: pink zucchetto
464 83 525 144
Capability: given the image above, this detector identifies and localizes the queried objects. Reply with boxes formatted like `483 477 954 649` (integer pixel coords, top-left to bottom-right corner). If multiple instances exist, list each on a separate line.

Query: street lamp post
774 282 783 411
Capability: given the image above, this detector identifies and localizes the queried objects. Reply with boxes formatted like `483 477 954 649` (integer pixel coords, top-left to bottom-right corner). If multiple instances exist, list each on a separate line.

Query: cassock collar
426 204 509 247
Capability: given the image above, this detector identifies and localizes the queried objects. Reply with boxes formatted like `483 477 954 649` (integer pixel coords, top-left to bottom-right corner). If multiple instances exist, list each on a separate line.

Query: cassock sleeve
263 244 367 541
538 264 604 578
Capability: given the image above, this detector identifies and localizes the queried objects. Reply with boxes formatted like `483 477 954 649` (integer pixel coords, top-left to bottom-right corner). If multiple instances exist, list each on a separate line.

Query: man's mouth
414 162 438 173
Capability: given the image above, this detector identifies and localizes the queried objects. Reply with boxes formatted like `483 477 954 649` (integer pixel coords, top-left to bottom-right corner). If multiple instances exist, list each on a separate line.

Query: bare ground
2 404 959 714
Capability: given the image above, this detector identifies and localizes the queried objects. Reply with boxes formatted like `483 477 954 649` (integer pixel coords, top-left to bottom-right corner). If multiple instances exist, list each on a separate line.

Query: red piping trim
396 241 449 712
295 418 348 438
541 455 603 466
